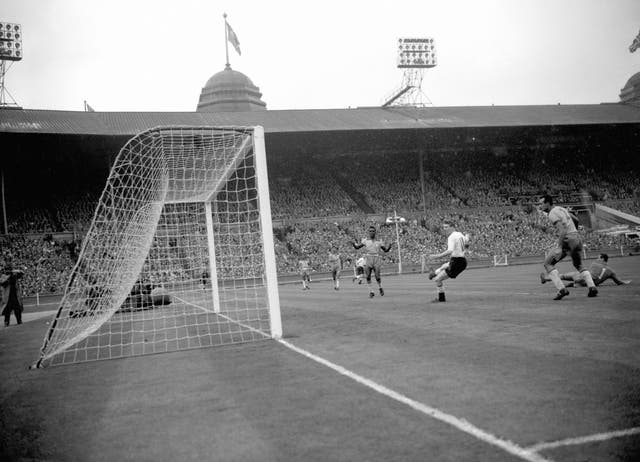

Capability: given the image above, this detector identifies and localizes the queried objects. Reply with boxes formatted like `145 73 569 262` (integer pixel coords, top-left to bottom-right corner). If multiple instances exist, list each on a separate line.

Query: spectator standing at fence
1 259 24 327
201 269 209 290
538 194 598 300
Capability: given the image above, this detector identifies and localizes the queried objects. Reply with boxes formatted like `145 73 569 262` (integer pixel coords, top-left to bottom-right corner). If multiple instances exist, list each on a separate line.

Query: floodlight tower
0 21 22 108
382 37 437 107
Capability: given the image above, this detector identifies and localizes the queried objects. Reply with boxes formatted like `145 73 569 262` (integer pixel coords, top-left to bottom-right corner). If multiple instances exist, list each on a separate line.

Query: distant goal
33 126 281 367
493 254 508 266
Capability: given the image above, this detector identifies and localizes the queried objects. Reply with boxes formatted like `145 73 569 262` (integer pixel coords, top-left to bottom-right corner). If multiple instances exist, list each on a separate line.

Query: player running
298 258 312 290
328 247 342 290
540 253 631 287
539 194 597 300
351 225 393 298
353 256 366 284
427 220 469 302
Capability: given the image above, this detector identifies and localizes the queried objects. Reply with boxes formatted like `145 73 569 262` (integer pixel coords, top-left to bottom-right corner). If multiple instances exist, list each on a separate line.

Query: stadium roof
2 103 640 136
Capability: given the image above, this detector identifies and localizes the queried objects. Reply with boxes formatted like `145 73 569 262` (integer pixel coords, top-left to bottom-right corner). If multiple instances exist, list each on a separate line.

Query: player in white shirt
539 194 597 300
427 220 469 302
353 256 366 284
351 225 393 298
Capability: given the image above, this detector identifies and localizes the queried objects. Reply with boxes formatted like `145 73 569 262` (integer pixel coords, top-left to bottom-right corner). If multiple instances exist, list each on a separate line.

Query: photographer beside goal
1 259 24 327
426 221 469 303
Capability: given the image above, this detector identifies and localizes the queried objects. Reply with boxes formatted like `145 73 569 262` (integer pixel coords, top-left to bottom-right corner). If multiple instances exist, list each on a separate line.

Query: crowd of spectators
268 158 360 219
0 234 79 296
327 153 427 213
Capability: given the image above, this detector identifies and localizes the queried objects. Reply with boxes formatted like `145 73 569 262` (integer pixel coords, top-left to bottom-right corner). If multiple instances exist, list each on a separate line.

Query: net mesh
36 126 277 366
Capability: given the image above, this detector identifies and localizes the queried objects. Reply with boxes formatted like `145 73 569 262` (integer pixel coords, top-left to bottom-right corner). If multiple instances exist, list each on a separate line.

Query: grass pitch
1 257 639 461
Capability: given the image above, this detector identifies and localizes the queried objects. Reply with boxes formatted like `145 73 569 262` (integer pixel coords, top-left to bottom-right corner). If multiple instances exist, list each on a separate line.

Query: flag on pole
84 101 95 112
226 21 241 56
629 29 640 53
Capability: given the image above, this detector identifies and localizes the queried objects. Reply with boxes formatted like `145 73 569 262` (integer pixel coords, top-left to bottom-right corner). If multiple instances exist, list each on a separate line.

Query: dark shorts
445 257 467 279
356 267 364 276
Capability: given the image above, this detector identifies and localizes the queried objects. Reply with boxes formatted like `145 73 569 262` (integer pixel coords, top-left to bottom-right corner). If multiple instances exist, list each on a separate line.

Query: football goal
493 254 508 266
33 126 281 367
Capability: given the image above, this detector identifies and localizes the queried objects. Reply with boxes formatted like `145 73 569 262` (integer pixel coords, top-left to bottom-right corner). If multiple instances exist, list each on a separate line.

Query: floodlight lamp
0 21 22 61
397 37 437 69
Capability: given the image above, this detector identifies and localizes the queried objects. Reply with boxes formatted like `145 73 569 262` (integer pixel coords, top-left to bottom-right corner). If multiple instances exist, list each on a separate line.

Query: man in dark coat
1 261 24 327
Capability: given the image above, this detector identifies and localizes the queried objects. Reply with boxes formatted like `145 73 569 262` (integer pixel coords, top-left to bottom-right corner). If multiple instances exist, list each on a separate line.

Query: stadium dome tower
196 64 267 112
619 72 640 105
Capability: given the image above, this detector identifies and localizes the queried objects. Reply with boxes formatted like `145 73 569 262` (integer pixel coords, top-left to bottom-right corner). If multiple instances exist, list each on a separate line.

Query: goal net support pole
254 127 282 338
204 200 221 313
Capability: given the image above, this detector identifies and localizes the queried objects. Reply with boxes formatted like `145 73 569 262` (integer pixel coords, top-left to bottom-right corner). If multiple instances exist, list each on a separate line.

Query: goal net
33 126 281 367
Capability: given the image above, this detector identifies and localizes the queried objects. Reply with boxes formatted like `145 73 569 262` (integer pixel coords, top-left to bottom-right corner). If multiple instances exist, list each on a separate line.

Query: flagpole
223 13 230 68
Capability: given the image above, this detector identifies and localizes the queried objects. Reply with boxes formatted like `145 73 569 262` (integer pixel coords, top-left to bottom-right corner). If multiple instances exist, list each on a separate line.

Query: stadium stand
2 109 640 297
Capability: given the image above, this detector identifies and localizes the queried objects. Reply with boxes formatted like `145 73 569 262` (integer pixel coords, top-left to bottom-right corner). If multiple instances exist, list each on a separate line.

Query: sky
2 0 640 112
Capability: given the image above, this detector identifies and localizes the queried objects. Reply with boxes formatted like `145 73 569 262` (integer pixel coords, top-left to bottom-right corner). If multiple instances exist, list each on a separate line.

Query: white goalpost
33 126 281 367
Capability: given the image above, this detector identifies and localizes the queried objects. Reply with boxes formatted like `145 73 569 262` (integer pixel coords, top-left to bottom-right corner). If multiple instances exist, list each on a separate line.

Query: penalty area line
525 427 640 452
278 338 551 462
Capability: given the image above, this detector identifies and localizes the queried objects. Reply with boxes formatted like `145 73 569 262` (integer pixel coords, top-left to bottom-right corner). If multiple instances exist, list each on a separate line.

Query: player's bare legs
365 266 384 297
540 270 580 287
428 261 449 280
374 266 384 296
365 266 375 297
543 250 571 300
569 244 598 297
432 270 449 302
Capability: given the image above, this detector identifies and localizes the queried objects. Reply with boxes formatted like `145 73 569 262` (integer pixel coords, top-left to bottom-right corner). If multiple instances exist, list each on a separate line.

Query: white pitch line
525 427 640 452
173 295 218 315
278 338 551 462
